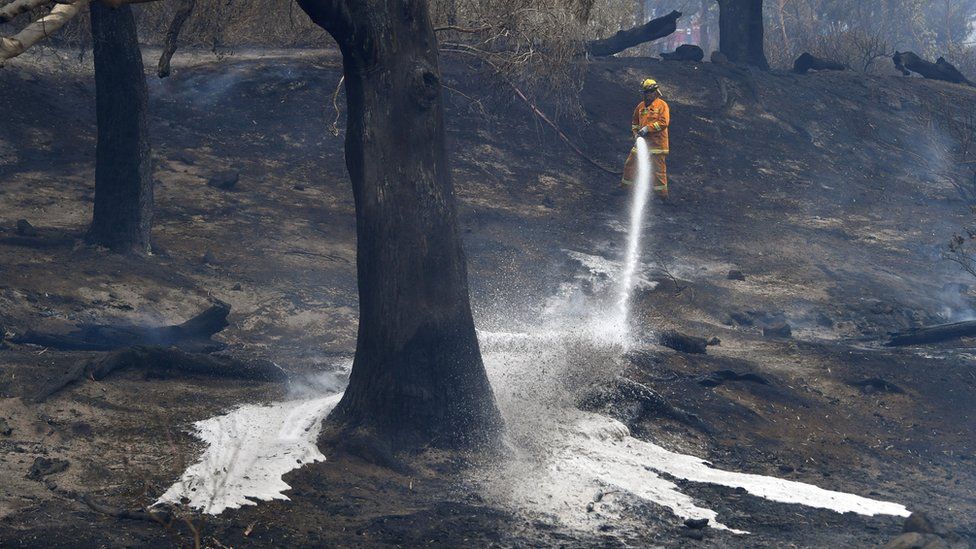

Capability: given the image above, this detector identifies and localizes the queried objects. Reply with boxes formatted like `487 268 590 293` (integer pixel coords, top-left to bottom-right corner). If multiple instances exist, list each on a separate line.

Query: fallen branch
585 10 681 57
82 494 172 524
12 301 230 352
793 52 846 75
893 51 973 86
885 320 976 346
156 0 196 78
33 345 289 402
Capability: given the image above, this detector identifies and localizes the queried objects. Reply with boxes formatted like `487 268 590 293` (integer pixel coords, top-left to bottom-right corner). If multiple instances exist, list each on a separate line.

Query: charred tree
156 0 195 78
86 2 153 254
296 0 501 449
585 10 681 57
716 0 768 69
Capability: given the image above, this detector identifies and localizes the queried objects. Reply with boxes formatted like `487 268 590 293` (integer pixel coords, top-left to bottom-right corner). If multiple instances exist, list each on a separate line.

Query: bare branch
0 0 90 67
156 0 196 78
0 0 54 24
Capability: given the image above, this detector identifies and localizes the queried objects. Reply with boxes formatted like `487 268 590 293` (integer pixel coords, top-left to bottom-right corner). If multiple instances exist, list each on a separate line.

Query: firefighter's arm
631 105 641 137
650 102 670 133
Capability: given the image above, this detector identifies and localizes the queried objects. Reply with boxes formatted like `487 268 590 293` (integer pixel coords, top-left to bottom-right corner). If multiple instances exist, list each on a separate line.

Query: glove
637 126 650 137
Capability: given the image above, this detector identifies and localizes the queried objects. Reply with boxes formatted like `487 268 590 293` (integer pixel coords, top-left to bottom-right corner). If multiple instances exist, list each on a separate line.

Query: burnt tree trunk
296 0 501 448
87 3 153 254
717 0 768 69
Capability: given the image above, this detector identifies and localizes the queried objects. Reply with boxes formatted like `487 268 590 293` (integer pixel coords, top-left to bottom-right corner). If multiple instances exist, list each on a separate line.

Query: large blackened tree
717 0 769 69
296 0 502 448
87 2 153 253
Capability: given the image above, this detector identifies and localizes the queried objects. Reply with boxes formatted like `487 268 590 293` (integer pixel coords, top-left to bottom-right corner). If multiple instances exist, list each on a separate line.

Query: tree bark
156 0 195 78
87 2 153 254
584 10 682 57
296 0 501 449
717 0 769 69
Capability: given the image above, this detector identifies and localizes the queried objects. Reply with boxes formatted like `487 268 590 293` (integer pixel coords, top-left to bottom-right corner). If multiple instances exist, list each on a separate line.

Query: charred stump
717 0 768 69
87 3 153 253
585 10 681 58
297 0 501 449
793 52 846 74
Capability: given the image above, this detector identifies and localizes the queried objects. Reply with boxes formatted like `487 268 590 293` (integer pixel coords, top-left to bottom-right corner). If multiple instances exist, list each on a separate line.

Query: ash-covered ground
0 49 974 547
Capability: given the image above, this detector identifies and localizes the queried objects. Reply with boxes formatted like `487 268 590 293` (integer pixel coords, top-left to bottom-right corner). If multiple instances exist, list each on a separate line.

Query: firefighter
621 78 670 199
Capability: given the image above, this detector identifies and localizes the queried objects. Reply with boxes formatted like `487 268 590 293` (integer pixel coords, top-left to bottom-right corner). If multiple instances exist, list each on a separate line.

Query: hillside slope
0 50 974 547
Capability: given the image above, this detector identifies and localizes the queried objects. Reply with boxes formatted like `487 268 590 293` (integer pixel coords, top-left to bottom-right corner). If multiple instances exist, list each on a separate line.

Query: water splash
615 137 653 344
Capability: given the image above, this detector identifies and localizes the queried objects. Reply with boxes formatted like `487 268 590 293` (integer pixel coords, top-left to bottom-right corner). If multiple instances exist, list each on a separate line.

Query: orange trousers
621 149 668 199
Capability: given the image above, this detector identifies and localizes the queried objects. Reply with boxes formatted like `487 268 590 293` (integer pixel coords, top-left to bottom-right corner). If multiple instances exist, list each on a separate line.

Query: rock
710 51 728 64
26 457 69 480
881 532 948 549
207 170 239 190
662 44 704 62
15 219 38 237
0 418 11 436
659 330 710 354
850 377 904 395
293 184 306 191
171 151 196 165
727 311 754 326
727 269 746 281
593 489 604 503
679 528 705 540
684 518 709 529
763 322 792 338
697 369 769 387
201 250 217 265
232 283 243 291
586 502 594 512
903 512 944 536
816 312 834 327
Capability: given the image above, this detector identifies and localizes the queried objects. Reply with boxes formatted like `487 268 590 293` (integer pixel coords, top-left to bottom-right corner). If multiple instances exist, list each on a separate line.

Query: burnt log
33 345 288 402
580 376 711 434
886 319 976 346
793 52 845 74
11 301 230 352
662 44 704 62
585 10 681 57
893 51 973 86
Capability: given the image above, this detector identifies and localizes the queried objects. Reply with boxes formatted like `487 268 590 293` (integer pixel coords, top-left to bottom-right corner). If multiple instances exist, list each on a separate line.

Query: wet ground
0 49 975 546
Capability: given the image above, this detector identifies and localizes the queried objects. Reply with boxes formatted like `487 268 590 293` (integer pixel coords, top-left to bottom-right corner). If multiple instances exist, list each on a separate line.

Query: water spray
615 137 653 342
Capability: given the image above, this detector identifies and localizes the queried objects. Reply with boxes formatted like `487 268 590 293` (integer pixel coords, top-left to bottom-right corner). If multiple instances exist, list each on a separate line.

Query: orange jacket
631 97 670 153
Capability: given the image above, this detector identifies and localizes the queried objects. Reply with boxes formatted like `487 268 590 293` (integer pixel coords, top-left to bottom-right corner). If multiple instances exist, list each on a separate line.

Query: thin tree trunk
87 3 153 253
157 0 195 78
776 0 790 53
296 0 501 449
717 0 769 68
700 0 711 53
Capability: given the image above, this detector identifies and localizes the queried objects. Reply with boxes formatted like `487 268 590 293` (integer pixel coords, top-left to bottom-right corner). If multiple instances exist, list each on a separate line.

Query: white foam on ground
156 393 342 514
478 326 909 534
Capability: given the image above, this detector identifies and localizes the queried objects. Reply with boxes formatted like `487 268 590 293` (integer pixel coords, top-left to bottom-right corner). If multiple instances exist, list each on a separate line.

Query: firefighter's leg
621 148 637 187
653 153 668 199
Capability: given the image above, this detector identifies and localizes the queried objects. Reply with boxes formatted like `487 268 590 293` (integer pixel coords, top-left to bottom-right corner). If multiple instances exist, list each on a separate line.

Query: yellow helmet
641 78 659 92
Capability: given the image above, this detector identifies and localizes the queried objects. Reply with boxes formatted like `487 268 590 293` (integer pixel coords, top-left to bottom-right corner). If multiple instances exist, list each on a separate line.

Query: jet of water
615 137 653 343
